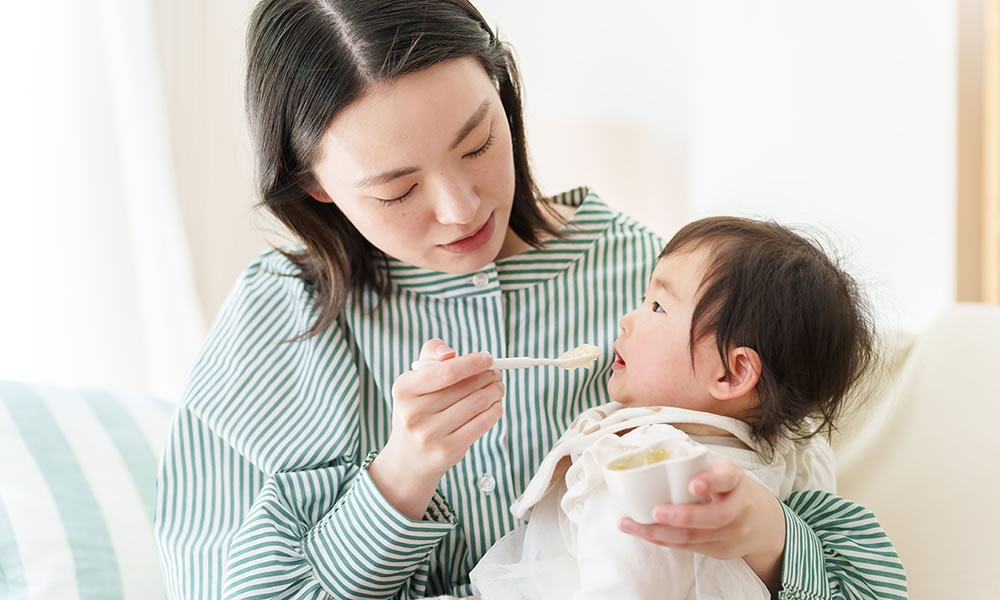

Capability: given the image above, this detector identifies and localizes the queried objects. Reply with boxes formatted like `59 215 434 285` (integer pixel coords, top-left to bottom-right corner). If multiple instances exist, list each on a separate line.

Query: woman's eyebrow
355 167 419 188
449 99 491 150
354 99 492 189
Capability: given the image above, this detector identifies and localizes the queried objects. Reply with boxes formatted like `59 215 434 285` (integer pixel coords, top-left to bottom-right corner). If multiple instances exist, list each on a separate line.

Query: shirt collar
384 186 615 299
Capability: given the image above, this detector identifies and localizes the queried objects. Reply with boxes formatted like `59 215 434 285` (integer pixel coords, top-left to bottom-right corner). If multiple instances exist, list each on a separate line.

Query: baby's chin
606 380 632 406
606 375 621 400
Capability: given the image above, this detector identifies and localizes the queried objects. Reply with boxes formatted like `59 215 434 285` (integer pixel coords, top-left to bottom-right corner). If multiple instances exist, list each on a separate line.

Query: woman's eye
652 301 665 313
376 184 415 206
465 132 494 159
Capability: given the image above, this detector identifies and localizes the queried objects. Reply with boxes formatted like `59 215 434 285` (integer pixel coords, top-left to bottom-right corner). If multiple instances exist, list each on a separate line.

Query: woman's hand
618 459 787 595
367 338 505 520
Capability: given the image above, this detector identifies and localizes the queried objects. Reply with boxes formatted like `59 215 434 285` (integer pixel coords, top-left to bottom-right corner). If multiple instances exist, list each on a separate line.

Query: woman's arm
155 406 457 600
618 460 907 600
779 490 907 600
153 251 460 599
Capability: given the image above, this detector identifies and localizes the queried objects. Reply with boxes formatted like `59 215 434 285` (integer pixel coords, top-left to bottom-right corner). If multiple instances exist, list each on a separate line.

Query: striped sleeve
301 456 456 598
780 490 908 600
153 252 457 600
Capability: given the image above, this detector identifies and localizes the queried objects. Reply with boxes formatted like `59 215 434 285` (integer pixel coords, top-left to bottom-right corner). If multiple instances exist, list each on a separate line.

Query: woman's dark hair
245 0 560 338
660 217 876 447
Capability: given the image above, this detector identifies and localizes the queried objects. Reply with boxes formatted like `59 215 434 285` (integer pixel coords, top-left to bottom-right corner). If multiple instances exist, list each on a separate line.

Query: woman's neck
497 201 577 259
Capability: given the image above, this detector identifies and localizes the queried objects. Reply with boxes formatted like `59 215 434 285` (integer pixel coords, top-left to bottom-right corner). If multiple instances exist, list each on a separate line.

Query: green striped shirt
153 188 906 599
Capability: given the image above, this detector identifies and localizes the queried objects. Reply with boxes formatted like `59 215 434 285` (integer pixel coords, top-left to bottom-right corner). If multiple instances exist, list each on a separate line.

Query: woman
153 1 905 598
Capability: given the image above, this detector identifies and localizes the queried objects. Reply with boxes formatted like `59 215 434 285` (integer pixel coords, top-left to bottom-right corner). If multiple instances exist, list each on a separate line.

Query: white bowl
603 438 711 524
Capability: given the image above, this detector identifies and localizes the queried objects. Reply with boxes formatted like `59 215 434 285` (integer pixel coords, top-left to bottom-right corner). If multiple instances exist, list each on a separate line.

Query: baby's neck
615 422 737 439
672 422 738 438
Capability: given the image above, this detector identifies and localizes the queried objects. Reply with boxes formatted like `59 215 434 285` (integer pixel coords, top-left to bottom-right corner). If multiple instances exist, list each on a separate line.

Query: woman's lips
439 212 495 254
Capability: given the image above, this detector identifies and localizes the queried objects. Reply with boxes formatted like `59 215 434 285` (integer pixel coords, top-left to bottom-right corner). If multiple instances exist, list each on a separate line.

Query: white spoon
411 343 601 371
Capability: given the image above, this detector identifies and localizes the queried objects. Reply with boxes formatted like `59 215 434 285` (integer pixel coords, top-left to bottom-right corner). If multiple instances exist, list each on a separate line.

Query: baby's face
608 247 723 411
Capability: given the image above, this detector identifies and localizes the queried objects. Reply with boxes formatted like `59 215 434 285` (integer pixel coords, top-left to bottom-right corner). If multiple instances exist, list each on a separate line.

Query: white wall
476 0 957 331
155 0 281 325
164 0 956 333
688 2 955 332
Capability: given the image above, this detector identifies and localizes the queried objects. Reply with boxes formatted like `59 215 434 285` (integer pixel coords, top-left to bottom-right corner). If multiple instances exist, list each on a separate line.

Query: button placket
478 473 496 495
471 272 490 288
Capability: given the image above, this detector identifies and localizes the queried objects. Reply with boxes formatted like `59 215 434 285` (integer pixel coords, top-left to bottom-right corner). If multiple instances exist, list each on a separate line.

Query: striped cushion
0 381 173 600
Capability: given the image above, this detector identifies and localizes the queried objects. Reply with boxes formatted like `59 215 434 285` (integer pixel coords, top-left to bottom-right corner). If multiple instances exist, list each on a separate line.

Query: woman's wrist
366 441 444 521
742 494 787 597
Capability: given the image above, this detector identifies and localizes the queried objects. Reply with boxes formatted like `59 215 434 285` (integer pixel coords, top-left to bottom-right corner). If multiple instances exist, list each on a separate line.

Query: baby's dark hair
660 216 876 445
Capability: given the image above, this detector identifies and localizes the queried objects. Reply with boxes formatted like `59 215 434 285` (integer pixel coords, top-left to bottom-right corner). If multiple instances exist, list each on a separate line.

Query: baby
470 216 876 599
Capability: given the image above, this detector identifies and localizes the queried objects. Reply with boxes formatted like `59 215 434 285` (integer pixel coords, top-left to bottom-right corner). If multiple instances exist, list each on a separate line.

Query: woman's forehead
320 57 498 169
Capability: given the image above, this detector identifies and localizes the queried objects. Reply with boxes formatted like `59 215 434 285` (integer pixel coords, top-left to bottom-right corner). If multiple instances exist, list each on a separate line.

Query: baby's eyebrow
652 275 680 301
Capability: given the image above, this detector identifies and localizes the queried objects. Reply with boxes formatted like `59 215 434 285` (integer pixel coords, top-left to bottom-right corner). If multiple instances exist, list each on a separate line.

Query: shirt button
471 272 490 288
478 473 496 495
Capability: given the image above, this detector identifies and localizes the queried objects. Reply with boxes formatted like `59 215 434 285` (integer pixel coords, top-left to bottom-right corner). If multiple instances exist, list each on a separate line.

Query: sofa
2 302 997 599
831 302 1000 599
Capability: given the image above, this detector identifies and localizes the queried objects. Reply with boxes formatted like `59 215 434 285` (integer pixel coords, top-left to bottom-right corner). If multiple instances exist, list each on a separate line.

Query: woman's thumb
419 338 456 361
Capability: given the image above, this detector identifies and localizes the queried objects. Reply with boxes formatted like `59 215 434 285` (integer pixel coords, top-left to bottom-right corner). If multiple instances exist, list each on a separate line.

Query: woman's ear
709 346 761 400
307 185 334 203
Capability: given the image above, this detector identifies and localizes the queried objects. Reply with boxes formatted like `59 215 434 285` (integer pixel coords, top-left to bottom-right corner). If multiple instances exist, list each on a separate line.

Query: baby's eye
652 301 665 313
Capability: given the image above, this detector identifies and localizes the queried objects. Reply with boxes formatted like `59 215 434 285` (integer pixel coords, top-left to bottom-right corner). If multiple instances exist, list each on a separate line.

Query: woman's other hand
368 338 505 520
618 458 786 595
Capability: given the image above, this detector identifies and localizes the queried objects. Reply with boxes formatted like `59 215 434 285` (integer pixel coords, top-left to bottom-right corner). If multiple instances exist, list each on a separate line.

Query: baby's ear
709 346 761 400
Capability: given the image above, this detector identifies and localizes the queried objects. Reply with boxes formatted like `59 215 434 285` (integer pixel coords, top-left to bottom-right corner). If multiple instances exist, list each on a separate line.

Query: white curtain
0 0 205 400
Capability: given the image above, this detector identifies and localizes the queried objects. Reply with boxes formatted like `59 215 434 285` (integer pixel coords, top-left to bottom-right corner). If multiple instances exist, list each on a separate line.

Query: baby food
610 447 673 470
557 343 601 369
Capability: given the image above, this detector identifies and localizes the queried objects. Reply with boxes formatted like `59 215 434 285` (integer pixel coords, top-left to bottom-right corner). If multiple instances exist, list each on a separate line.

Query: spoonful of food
411 343 601 371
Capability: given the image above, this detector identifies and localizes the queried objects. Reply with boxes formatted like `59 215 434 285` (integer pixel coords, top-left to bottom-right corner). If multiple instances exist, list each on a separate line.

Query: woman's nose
433 180 479 225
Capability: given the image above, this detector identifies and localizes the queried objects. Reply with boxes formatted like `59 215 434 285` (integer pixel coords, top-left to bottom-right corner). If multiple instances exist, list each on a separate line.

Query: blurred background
0 0 997 400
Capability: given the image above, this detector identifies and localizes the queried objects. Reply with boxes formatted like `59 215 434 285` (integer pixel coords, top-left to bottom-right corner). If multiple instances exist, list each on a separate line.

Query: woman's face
310 57 518 274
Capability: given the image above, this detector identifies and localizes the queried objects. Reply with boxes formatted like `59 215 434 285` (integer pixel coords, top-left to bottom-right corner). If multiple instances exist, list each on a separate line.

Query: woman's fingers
437 377 505 435
418 338 457 362
435 369 502 410
426 352 494 388
617 459 744 544
403 370 503 436
618 457 787 566
615 458 787 589
387 340 505 471
635 461 743 532
448 395 504 449
409 376 504 468
619 516 733 547
395 351 495 396
687 459 742 498
654 500 742 533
